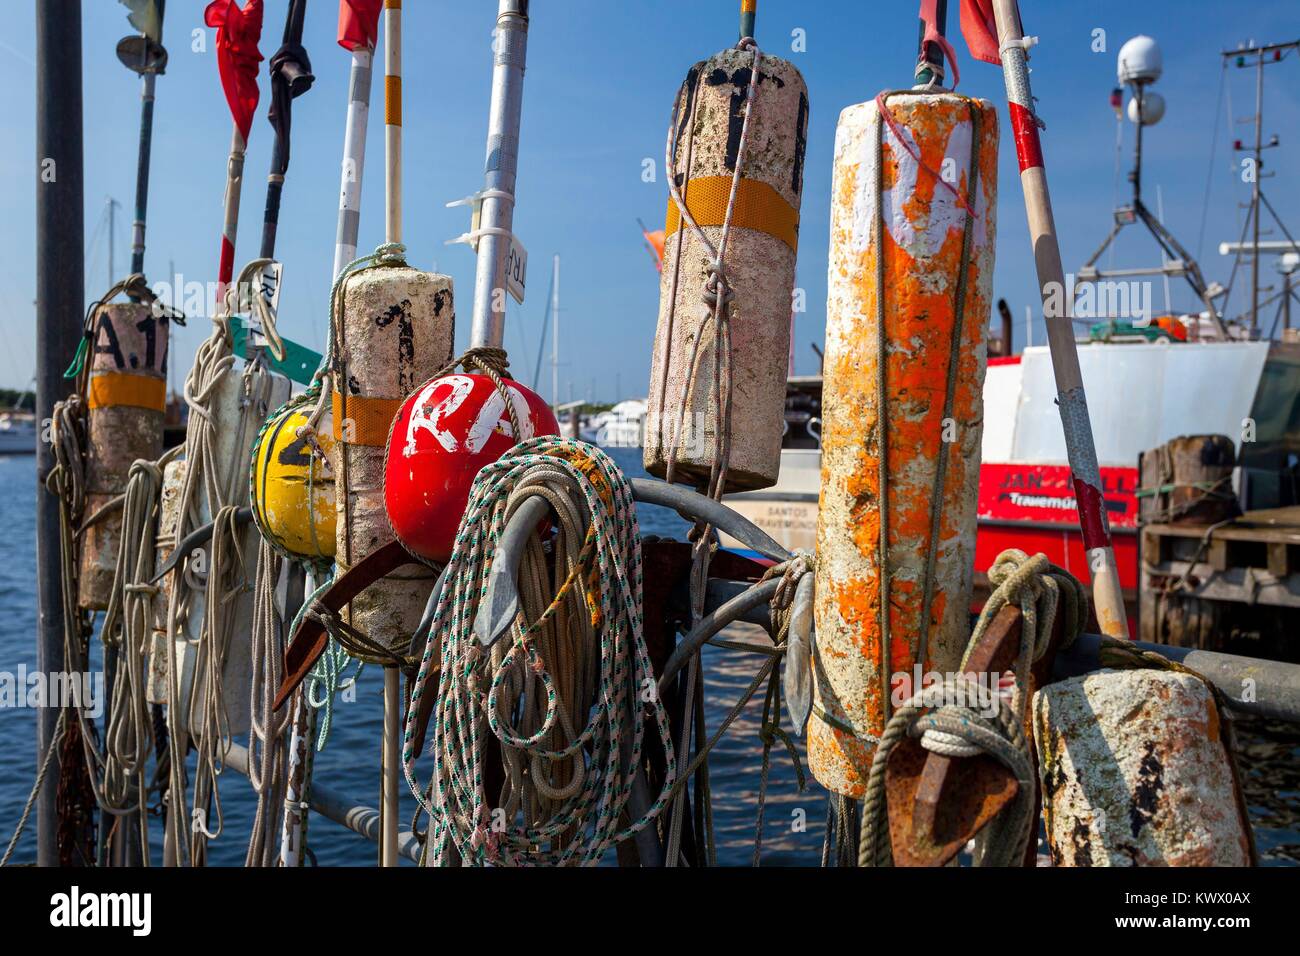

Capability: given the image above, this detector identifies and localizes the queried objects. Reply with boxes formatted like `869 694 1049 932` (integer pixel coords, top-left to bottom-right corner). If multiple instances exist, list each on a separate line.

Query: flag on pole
119 0 162 42
204 0 265 142
959 0 1000 66
640 225 664 273
338 0 383 52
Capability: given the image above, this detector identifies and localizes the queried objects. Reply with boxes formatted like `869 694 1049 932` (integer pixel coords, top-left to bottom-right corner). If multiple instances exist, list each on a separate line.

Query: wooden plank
1209 538 1229 573
1268 541 1292 579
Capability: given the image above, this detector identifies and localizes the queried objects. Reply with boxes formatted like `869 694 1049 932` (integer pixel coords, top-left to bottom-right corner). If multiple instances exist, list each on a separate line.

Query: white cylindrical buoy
644 47 809 492
810 92 998 796
148 364 290 733
79 302 168 610
332 265 454 652
1034 669 1253 866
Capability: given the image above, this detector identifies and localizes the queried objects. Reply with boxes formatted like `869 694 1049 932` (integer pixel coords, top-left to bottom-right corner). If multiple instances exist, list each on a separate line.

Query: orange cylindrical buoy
643 46 809 492
332 266 454 651
79 302 168 610
810 92 998 796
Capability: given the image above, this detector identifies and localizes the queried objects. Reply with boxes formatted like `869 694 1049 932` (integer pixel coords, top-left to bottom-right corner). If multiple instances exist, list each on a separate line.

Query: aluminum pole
469 0 530 349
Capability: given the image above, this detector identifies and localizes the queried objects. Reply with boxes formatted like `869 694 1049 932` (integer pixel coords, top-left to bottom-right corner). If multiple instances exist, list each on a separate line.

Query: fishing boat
0 413 37 455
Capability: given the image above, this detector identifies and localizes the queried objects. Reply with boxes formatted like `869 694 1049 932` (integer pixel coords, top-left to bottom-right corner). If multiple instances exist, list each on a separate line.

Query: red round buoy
385 373 559 562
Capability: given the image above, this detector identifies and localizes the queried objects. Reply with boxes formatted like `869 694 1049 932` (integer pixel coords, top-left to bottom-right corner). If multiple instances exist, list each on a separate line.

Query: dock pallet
1139 506 1300 656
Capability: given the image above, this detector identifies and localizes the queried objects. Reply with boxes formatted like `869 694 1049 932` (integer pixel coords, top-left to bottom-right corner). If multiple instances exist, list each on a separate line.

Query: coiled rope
403 437 677 866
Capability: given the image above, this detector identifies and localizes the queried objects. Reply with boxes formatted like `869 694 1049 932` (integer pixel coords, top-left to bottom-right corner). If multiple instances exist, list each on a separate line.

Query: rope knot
372 242 408 266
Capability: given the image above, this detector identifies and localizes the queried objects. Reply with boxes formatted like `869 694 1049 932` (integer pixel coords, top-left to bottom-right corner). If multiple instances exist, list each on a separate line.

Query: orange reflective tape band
741 0 757 11
383 0 401 8
664 176 799 252
385 75 402 126
332 390 403 447
86 372 165 412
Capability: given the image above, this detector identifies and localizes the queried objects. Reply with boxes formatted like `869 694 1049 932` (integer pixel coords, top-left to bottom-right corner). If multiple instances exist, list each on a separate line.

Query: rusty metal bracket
885 602 1066 866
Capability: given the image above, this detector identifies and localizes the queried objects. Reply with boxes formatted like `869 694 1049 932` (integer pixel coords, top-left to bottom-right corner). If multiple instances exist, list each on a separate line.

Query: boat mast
1223 40 1298 336
35 0 85 867
551 254 559 407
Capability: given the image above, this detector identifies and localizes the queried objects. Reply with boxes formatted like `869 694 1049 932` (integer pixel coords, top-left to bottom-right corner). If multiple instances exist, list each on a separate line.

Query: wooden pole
35 0 85 867
991 0 1130 638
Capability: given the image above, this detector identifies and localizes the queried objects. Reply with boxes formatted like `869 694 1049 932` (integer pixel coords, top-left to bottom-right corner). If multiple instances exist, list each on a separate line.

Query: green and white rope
403 437 677 866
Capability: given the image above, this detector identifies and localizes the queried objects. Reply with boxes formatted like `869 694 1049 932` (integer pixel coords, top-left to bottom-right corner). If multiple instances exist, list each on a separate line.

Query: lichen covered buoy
810 92 999 797
643 45 809 492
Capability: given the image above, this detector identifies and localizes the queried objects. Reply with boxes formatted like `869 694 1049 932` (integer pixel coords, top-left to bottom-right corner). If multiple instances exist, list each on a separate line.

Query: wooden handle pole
990 0 1130 639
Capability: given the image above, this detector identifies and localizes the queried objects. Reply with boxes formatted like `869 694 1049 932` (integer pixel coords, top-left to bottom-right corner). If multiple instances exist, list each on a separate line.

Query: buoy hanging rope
402 438 677 866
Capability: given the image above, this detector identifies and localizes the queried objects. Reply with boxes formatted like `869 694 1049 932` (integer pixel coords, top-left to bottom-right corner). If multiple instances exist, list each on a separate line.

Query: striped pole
991 0 1130 639
218 126 247 299
381 0 401 869
739 0 756 40
333 44 374 277
383 0 401 246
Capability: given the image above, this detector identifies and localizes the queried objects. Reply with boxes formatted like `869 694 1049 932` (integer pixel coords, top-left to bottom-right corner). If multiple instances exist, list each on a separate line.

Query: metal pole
128 0 164 277
333 44 375 278
1250 51 1264 335
130 75 155 276
380 0 402 867
108 196 118 287
915 0 947 87
468 0 530 349
991 0 1130 639
35 0 84 868
739 0 756 41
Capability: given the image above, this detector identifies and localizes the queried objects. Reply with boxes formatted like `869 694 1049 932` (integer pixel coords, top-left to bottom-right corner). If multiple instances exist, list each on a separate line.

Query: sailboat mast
551 254 559 407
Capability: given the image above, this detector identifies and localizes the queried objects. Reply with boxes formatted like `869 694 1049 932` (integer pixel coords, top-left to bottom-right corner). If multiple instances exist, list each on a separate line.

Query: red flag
960 0 1001 66
205 0 264 141
338 0 382 52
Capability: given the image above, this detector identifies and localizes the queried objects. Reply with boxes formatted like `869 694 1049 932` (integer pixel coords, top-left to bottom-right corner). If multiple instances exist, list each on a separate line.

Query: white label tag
505 237 527 305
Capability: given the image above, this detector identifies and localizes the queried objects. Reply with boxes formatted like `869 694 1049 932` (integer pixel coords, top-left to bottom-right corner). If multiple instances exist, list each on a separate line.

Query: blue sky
3 1 1298 398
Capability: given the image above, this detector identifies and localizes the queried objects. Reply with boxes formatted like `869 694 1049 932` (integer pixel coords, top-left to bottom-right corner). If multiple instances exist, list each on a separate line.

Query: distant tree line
0 389 35 410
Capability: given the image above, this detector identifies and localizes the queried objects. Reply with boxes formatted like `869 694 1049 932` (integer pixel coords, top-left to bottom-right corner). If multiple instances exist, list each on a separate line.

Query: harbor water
1 450 1296 865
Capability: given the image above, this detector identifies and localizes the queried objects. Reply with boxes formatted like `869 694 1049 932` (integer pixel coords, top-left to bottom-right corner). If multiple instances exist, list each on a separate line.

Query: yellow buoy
251 404 337 561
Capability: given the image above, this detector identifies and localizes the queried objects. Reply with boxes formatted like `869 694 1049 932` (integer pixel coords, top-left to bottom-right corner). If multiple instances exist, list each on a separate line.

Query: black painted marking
94 312 126 369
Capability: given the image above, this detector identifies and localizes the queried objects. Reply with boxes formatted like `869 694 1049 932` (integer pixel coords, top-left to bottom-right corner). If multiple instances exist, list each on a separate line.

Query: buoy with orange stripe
331 264 455 648
642 13 808 493
385 369 558 563
809 77 999 796
78 296 169 610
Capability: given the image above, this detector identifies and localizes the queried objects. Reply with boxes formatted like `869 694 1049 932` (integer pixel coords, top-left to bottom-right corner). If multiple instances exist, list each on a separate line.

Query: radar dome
1127 90 1166 125
1118 35 1162 85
